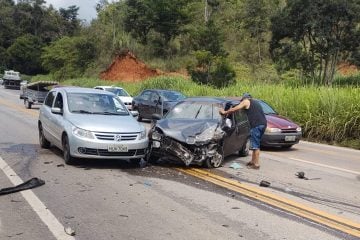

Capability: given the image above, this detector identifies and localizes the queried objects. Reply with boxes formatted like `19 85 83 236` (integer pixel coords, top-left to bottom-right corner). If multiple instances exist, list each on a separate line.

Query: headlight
296 127 302 132
151 131 162 140
73 127 94 139
139 129 146 140
195 125 219 142
265 127 281 133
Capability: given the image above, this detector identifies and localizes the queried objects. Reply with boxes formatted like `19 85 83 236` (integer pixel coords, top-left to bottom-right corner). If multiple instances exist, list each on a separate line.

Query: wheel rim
245 139 250 153
39 127 44 144
210 151 223 168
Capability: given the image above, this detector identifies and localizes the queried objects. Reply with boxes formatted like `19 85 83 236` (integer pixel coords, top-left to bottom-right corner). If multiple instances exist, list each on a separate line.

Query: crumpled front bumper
151 137 219 166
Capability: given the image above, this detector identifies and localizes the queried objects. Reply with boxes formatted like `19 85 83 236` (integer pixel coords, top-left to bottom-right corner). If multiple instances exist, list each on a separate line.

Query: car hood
155 119 220 142
118 96 133 103
67 113 143 132
266 114 299 129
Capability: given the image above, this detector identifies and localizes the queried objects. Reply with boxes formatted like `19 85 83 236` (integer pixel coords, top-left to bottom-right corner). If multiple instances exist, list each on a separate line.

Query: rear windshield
160 91 185 101
105 88 130 97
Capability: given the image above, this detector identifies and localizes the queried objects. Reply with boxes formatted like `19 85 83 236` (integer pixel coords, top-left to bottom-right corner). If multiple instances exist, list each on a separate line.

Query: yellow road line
0 99 38 118
178 167 360 237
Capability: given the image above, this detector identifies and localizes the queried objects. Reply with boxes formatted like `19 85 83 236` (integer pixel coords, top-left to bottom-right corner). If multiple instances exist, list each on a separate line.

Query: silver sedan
38 87 148 165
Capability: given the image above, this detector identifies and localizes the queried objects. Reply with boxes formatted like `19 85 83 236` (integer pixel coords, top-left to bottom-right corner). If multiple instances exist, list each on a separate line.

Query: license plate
108 145 128 152
285 136 296 142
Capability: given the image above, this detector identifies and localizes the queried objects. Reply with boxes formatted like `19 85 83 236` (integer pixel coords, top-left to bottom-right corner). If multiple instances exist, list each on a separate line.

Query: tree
123 0 191 46
271 0 360 85
7 34 43 74
42 36 96 79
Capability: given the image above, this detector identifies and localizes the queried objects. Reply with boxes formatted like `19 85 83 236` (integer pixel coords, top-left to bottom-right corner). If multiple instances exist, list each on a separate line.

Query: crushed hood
155 119 220 143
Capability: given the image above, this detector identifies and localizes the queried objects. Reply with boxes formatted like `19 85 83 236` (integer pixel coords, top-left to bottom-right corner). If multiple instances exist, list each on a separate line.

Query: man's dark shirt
246 99 267 128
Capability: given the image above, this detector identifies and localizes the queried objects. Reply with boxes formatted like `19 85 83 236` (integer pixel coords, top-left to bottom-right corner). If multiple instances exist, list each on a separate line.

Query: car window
150 92 160 102
67 93 128 115
140 91 151 101
257 100 276 114
44 91 56 107
166 102 222 120
160 91 185 101
54 93 63 109
106 88 130 97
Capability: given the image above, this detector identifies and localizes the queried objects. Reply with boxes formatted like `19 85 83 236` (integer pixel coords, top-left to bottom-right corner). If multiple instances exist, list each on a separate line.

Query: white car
94 86 133 110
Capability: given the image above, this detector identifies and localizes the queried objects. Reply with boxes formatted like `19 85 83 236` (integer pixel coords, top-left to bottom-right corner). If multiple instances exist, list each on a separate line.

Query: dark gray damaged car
148 97 251 168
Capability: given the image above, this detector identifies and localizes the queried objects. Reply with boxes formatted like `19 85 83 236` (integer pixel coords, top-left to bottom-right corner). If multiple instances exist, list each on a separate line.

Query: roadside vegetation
1 0 359 149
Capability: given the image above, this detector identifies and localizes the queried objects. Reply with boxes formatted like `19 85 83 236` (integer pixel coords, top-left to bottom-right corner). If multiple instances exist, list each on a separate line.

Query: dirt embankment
100 51 163 82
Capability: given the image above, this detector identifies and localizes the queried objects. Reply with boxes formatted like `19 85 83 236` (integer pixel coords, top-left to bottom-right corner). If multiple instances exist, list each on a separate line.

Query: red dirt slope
100 51 162 82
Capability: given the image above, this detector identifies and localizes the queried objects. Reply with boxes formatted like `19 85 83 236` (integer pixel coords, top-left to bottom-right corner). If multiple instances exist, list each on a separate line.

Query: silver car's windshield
160 91 185 101
67 93 129 115
166 102 222 120
106 88 130 97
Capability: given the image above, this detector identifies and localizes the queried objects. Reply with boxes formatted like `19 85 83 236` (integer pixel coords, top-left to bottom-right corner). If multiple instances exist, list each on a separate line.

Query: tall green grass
59 76 360 149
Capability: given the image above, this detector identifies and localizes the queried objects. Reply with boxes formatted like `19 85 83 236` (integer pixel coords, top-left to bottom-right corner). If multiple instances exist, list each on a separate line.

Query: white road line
288 157 360 175
0 156 75 240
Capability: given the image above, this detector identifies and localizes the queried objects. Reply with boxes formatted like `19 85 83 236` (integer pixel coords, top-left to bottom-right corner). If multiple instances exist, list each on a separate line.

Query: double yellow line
178 168 360 237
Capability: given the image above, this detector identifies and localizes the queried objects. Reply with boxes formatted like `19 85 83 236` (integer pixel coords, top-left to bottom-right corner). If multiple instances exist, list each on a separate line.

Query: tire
137 113 143 122
62 135 75 165
39 124 50 149
239 138 250 157
25 99 32 109
204 147 224 168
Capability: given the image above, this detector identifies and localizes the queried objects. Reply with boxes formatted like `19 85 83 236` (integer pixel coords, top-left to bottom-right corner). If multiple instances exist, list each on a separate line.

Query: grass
47 75 360 149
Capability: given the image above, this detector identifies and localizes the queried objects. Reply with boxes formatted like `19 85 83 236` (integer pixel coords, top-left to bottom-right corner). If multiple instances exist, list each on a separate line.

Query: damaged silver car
148 97 250 168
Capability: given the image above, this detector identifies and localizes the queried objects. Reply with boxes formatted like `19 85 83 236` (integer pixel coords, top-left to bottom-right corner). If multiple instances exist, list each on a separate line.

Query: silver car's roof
56 87 115 95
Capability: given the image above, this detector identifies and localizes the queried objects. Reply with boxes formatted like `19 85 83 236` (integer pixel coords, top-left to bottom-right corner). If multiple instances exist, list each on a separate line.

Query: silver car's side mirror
130 110 139 117
51 107 62 115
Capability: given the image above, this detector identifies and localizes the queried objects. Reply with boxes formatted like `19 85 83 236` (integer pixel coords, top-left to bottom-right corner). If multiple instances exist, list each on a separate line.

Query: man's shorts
250 125 266 150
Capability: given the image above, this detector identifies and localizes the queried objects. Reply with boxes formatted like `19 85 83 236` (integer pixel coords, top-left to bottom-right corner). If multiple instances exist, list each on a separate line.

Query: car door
137 90 151 117
149 91 162 117
222 113 240 156
40 91 57 144
51 92 65 148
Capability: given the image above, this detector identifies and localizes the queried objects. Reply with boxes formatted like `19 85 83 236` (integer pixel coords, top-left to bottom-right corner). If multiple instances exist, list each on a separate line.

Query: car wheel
62 135 75 165
137 114 142 122
25 99 32 109
239 138 250 156
204 147 224 168
39 124 50 149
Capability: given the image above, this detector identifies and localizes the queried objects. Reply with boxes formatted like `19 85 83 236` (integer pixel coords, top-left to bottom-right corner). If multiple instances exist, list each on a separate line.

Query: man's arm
219 99 250 115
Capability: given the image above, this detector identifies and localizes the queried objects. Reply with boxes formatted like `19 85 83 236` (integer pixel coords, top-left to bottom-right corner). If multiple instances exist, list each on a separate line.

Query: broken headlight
194 125 220 143
151 130 162 140
186 136 196 144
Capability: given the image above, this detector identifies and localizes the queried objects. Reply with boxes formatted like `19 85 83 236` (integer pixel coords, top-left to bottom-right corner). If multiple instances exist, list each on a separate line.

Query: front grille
281 129 298 133
94 132 138 141
80 148 146 157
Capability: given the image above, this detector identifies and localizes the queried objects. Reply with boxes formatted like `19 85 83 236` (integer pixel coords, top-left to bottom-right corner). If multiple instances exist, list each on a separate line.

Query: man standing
219 93 267 169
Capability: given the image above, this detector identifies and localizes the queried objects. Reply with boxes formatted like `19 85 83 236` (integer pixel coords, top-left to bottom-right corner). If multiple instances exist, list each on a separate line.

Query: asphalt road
0 86 359 240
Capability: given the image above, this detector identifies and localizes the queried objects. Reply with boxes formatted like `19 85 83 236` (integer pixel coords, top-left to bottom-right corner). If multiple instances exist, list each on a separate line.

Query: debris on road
229 162 243 170
57 164 65 167
43 161 53 164
64 227 76 236
0 177 45 196
295 171 307 179
259 180 271 187
143 180 152 187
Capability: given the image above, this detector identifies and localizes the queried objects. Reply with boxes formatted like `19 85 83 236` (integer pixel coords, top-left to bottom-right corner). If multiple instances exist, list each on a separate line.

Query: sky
45 0 98 22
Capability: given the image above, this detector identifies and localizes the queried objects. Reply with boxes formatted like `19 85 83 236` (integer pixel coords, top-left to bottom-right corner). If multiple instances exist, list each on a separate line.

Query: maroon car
257 100 302 148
